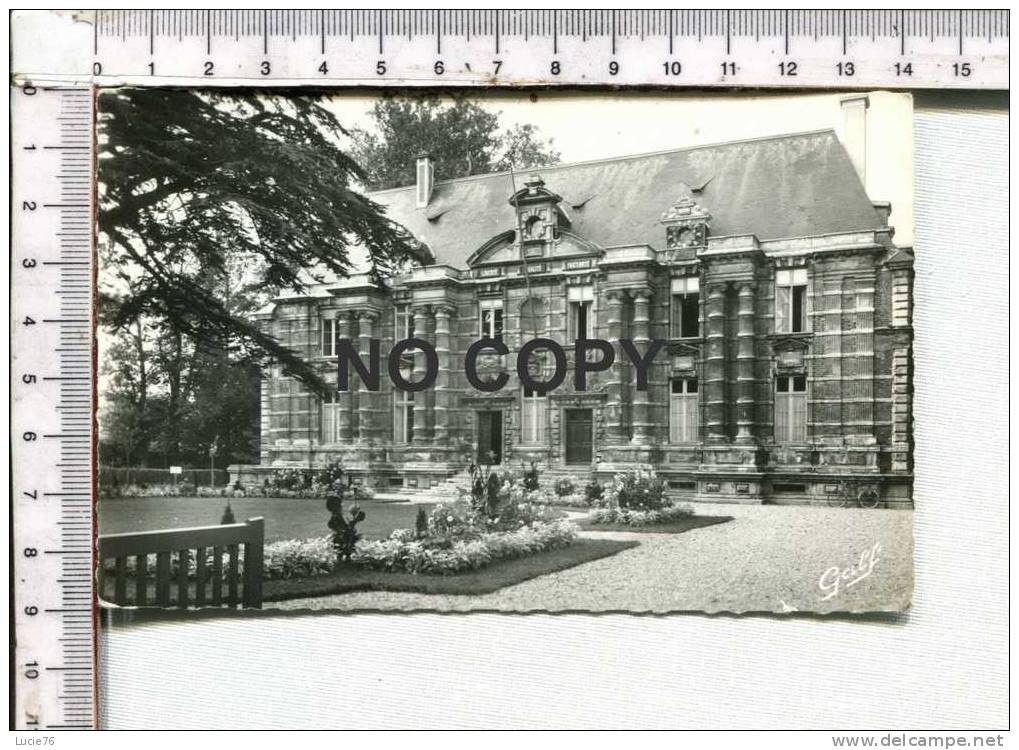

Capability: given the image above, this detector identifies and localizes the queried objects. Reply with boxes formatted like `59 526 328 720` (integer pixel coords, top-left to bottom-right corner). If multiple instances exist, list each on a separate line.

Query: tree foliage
98 88 423 392
349 95 561 190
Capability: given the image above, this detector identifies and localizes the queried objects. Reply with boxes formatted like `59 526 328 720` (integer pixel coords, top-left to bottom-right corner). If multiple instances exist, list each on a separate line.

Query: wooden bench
98 517 264 609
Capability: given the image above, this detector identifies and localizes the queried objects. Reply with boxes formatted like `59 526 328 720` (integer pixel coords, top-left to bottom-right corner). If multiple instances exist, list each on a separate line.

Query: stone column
336 313 353 442
704 282 728 442
630 289 652 445
605 291 625 442
355 311 378 442
411 306 431 445
735 281 757 443
432 304 454 445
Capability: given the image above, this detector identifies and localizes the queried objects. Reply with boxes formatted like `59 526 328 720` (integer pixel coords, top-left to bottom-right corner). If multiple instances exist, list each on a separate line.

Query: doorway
476 411 503 464
564 408 594 464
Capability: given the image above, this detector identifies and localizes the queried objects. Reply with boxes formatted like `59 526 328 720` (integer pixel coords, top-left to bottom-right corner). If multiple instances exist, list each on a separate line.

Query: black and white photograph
95 89 915 614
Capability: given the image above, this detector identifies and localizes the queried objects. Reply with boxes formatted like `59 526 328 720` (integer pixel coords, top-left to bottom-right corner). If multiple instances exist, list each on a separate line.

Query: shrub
522 462 540 492
220 503 236 525
415 506 429 539
326 491 366 562
263 537 335 579
588 505 694 527
603 468 668 511
553 477 576 497
584 479 604 505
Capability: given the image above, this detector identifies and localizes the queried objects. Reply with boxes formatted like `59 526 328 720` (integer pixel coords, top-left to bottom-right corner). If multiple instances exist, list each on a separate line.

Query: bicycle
824 481 881 509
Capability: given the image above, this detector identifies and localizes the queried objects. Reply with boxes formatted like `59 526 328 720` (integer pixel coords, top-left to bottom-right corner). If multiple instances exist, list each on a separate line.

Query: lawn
262 538 640 601
99 495 434 543
577 515 734 534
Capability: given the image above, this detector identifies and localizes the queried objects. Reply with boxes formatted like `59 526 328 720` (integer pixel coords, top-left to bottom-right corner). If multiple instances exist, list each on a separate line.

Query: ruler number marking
204 60 214 76
663 61 682 76
721 61 737 76
778 61 798 77
837 61 856 77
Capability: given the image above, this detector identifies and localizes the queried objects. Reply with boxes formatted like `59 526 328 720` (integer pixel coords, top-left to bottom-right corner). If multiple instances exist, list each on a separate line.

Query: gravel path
268 504 913 614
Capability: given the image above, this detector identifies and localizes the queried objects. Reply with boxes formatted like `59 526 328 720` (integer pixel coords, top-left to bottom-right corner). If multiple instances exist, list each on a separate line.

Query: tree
98 89 423 393
349 95 561 190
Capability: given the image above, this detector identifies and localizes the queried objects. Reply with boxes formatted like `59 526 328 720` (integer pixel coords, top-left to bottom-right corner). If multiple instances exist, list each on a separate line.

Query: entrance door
476 411 503 464
564 409 594 464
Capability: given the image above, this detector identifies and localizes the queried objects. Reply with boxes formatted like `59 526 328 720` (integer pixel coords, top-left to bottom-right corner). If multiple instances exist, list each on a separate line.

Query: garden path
267 503 913 614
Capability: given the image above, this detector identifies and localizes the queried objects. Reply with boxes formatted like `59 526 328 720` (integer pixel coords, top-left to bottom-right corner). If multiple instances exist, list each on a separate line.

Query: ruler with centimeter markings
6 7 1009 732
10 9 1010 89
11 86 97 730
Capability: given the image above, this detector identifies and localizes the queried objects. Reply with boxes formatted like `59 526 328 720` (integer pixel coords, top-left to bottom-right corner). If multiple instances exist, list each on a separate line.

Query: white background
96 92 1009 730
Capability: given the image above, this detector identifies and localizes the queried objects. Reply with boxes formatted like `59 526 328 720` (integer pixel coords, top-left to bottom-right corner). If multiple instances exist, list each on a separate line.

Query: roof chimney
840 94 869 186
872 201 892 227
415 153 434 208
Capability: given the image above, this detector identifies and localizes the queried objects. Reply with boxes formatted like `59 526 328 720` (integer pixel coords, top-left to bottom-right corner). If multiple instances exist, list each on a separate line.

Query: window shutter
685 393 699 442
775 393 789 442
791 392 807 442
321 400 335 442
670 394 682 443
776 285 791 333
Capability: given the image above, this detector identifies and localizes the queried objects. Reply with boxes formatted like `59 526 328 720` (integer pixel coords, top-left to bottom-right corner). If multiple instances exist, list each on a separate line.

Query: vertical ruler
11 86 96 730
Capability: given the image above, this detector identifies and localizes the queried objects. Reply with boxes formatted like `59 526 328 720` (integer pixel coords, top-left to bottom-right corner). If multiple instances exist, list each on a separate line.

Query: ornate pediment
771 334 811 374
667 341 701 374
661 196 711 260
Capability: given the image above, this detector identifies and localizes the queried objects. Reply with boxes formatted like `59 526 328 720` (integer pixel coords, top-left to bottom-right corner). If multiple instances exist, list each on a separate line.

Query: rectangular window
669 377 699 443
670 277 700 338
776 268 809 333
521 387 547 444
775 374 807 443
321 318 336 357
480 299 504 340
394 304 413 340
393 390 415 444
320 392 338 442
568 285 594 340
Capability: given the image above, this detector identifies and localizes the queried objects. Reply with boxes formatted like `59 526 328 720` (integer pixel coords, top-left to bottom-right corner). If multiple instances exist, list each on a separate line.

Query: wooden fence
98 517 264 609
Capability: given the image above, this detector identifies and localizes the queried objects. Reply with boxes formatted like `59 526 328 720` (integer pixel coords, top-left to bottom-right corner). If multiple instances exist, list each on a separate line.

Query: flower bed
352 520 578 576
587 505 694 527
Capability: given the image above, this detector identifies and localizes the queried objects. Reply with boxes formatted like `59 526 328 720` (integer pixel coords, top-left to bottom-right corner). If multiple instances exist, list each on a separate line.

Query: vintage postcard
96 90 914 614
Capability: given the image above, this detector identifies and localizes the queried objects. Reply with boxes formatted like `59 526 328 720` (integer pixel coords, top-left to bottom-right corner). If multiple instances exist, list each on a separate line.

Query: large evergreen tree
98 88 423 392
349 95 561 190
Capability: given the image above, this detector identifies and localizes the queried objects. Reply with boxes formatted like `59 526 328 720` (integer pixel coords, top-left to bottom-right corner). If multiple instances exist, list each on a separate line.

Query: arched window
519 297 546 337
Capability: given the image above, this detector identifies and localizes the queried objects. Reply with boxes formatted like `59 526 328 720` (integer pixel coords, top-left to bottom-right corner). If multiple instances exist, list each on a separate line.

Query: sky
324 89 914 245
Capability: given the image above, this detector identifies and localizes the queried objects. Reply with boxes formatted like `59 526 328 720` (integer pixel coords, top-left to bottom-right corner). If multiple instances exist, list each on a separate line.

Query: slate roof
368 129 884 270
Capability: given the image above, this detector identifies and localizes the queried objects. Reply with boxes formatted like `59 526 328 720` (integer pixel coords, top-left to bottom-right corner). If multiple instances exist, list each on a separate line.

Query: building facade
231 128 914 507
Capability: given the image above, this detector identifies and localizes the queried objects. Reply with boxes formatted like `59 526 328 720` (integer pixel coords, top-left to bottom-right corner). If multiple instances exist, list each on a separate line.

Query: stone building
231 125 914 507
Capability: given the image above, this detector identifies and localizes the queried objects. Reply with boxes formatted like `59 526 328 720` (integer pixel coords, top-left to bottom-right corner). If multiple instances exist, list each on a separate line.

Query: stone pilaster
411 306 432 445
336 313 353 442
630 288 652 445
356 311 378 442
605 291 625 442
735 281 757 443
704 282 728 441
432 304 454 445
